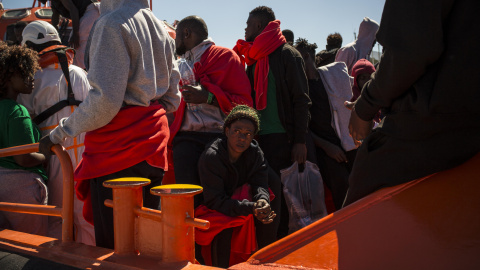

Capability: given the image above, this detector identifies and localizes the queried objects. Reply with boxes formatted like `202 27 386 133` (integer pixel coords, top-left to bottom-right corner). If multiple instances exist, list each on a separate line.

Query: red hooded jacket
351 59 376 102
350 59 381 122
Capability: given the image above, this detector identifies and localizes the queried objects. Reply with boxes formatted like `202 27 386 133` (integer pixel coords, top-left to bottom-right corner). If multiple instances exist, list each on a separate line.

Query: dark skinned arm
310 131 347 163
51 8 60 31
181 84 219 107
59 0 80 48
13 153 45 168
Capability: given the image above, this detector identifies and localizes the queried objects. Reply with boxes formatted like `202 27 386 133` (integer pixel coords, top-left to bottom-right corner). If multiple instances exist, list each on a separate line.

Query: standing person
234 6 311 238
14 21 28 45
295 38 351 210
168 16 253 207
39 0 181 249
282 29 294 46
0 42 48 236
18 20 94 245
335 17 379 75
40 0 100 69
349 58 381 123
350 59 375 102
315 32 342 67
344 0 480 206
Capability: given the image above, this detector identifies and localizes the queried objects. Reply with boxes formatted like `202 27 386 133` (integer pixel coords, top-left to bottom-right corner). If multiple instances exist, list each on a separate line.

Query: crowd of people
1 0 479 268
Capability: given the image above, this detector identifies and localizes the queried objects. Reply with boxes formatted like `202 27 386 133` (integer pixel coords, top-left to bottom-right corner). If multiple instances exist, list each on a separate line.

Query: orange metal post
52 144 74 243
103 178 151 255
151 184 209 264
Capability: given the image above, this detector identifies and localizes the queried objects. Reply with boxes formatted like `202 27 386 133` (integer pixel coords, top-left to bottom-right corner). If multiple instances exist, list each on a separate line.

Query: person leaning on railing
0 42 48 236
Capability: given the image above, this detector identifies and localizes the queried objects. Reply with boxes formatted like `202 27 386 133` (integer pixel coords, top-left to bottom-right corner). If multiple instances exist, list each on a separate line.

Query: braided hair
294 37 318 58
0 42 40 98
223 105 260 135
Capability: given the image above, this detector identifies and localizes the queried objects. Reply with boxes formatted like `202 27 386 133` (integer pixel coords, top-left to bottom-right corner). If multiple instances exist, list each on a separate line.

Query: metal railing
0 143 74 242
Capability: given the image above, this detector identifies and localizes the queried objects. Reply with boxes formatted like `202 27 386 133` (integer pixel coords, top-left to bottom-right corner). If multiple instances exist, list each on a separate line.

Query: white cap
22 20 61 46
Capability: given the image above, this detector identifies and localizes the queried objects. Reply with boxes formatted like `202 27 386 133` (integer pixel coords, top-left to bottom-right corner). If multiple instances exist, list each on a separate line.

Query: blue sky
5 0 386 51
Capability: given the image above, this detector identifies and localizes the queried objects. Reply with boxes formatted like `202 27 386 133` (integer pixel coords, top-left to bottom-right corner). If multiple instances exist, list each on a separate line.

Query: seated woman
196 105 278 268
0 42 48 235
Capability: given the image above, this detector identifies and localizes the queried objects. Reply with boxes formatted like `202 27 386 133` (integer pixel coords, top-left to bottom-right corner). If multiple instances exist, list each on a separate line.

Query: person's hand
345 101 374 147
324 143 348 163
39 135 55 158
253 199 276 224
291 143 307 164
69 31 80 49
181 84 209 104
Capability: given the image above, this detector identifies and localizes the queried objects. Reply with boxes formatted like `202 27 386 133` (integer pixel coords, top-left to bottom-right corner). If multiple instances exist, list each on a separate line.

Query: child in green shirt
0 42 48 235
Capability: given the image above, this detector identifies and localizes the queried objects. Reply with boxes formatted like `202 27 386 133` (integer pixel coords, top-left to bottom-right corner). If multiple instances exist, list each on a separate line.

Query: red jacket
163 45 253 184
351 59 376 102
75 103 169 224
169 45 253 143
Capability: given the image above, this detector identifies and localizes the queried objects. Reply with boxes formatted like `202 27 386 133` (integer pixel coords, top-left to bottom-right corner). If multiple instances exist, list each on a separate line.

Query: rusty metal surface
234 153 480 270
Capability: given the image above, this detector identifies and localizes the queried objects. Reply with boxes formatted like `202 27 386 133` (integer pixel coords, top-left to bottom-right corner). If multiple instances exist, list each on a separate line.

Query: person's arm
198 152 255 217
59 0 80 48
246 147 270 203
8 108 45 167
310 131 347 163
354 0 449 121
181 84 216 106
13 153 45 168
247 147 276 224
184 48 253 112
49 23 130 145
50 7 60 30
284 49 311 164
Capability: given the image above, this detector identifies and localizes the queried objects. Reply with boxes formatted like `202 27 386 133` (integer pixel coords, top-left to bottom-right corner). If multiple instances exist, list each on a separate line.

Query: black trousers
172 132 222 208
257 133 317 239
315 147 356 210
90 161 164 249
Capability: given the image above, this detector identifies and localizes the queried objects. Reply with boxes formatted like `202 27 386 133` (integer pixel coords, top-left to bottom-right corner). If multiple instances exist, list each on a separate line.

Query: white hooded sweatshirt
335 17 379 75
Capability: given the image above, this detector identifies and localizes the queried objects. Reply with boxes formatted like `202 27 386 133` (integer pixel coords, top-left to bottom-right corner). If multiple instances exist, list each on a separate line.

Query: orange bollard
103 178 151 255
150 184 209 263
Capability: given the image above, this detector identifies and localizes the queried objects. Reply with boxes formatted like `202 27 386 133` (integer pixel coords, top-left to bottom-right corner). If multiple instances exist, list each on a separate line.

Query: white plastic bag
280 161 328 233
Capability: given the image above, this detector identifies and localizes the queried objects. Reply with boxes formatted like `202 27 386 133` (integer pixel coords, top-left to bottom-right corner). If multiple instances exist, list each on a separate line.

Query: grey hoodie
50 0 181 144
335 17 379 75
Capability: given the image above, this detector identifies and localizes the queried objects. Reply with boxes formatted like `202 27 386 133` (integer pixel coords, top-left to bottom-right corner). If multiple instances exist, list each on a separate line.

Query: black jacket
246 44 311 144
198 137 270 217
315 48 340 67
356 0 480 140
